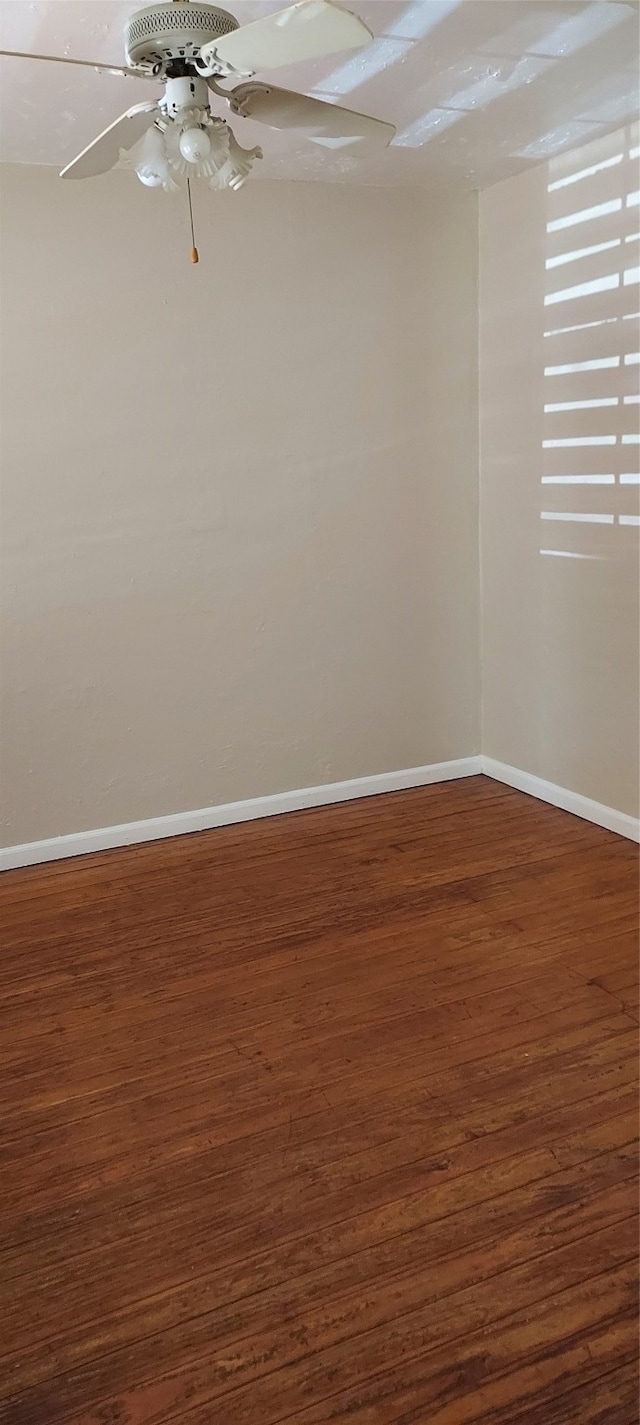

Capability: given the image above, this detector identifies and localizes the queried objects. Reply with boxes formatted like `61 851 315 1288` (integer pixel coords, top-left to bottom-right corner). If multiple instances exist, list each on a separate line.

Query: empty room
0 0 639 1421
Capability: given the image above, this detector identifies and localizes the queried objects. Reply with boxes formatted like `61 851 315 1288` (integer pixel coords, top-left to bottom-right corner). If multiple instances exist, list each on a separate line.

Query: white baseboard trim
481 757 640 843
0 756 482 872
4 752 636 871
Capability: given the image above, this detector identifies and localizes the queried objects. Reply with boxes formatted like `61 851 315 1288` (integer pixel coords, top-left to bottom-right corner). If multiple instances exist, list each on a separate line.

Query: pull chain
187 178 199 264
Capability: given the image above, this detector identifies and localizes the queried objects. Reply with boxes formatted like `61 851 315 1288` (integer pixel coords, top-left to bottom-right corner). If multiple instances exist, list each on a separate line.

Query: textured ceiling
0 0 639 188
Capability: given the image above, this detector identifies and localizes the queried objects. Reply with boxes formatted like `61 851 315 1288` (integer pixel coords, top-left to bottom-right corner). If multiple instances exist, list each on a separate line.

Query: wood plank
0 976 622 1139
0 778 637 1424
468 1360 639 1425
52 1245 637 1425
0 1013 635 1221
2 1167 637 1414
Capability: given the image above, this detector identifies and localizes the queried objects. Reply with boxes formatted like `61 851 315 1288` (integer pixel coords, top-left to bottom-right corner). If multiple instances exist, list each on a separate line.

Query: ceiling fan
0 0 395 202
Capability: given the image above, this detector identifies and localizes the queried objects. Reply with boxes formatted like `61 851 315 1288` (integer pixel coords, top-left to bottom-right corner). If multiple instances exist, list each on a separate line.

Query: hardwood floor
0 775 637 1424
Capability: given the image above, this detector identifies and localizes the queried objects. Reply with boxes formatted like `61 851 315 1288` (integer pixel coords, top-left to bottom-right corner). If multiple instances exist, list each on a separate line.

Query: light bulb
179 126 212 163
136 170 163 187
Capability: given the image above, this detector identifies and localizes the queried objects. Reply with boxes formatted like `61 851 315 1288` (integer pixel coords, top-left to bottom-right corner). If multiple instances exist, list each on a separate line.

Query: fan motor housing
125 3 238 69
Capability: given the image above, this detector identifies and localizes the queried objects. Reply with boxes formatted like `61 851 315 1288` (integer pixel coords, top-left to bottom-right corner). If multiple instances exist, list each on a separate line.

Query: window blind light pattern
541 121 640 559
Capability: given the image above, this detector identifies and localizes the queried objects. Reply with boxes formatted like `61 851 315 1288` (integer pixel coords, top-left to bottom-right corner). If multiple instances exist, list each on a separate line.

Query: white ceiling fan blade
229 83 394 144
0 49 145 78
199 0 371 79
60 104 159 180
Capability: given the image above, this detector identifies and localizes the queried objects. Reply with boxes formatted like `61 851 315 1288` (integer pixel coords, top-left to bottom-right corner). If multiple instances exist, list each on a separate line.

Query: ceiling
0 0 639 188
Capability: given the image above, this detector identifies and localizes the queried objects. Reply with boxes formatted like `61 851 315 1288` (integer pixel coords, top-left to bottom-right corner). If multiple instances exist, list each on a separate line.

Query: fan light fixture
0 0 395 259
127 114 261 193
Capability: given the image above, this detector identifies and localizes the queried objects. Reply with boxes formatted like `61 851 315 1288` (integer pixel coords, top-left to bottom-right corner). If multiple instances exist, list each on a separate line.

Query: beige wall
0 166 479 845
480 122 639 818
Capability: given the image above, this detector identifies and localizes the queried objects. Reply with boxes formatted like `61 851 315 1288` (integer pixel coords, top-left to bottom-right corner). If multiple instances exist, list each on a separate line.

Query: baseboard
481 757 640 843
4 751 635 871
0 756 482 871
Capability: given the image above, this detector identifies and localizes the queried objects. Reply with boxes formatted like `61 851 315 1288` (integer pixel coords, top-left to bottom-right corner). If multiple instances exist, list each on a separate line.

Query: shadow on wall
481 118 639 814
537 123 640 789
541 122 639 555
